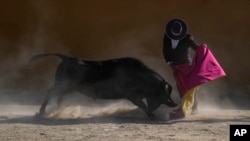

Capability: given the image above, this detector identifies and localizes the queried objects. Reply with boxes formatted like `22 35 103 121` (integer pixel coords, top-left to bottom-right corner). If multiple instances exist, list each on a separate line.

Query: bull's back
52 56 166 98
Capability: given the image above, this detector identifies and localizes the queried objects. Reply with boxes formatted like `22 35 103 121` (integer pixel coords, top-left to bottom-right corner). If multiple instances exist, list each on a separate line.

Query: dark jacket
163 34 199 66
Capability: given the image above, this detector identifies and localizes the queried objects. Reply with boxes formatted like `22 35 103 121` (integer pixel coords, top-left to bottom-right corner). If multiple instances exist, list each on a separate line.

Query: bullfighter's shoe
169 108 185 120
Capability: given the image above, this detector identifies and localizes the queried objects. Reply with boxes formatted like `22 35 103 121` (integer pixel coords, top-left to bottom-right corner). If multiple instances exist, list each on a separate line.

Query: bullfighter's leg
130 98 155 118
191 93 198 115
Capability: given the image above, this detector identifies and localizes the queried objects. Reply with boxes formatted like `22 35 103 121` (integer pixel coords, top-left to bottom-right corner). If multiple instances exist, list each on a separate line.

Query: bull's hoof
35 111 45 117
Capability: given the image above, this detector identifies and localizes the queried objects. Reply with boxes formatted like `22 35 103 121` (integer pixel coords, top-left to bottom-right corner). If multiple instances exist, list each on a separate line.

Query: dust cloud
1 2 250 141
0 0 250 119
46 100 138 119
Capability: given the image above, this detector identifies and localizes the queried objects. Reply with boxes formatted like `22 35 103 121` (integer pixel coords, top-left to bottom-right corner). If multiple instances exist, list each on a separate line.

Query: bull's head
162 84 177 107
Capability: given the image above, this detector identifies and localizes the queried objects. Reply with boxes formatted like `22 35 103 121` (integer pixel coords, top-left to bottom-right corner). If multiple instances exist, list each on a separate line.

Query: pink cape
173 44 226 97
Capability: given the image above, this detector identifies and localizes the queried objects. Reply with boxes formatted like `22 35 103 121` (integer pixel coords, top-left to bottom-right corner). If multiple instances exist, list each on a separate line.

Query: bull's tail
29 53 69 63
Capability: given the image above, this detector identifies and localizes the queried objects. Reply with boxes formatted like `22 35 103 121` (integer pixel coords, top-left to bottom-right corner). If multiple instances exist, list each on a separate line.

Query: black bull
30 53 177 118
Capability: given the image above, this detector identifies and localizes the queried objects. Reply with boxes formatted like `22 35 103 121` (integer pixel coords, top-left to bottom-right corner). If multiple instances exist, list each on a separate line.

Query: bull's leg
38 89 54 116
130 98 155 118
38 86 64 116
57 94 65 109
147 98 161 114
56 91 70 110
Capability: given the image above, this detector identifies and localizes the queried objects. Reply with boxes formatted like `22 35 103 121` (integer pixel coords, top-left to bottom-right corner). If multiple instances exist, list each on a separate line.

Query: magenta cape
173 44 226 97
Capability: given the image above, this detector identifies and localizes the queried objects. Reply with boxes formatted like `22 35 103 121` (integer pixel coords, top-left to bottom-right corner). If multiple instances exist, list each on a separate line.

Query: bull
30 53 177 118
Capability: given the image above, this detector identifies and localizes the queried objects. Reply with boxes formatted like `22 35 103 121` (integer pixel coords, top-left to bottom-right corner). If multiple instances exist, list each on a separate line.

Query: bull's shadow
0 107 171 125
1 109 250 126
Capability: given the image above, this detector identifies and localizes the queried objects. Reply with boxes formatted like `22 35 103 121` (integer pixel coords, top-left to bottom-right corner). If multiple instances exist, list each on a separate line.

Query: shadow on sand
168 115 250 124
0 108 161 125
1 108 250 126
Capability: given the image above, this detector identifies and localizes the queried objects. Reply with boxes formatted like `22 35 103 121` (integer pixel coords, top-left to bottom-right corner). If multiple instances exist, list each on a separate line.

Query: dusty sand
0 102 249 141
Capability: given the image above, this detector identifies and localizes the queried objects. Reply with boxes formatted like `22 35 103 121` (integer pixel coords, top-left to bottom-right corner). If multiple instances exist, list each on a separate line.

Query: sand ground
0 102 249 141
